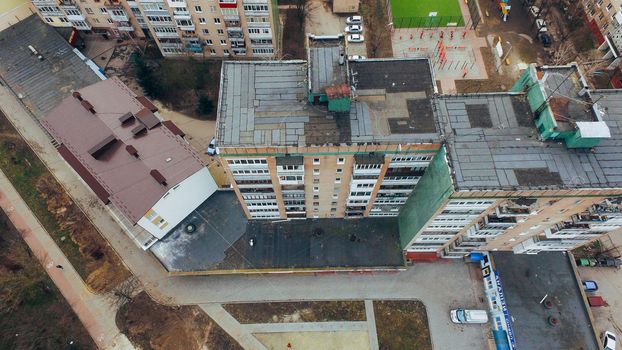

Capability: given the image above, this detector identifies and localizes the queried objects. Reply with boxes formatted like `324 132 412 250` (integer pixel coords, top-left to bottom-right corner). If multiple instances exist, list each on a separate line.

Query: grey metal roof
217 61 310 146
0 15 102 118
437 92 622 191
309 40 346 93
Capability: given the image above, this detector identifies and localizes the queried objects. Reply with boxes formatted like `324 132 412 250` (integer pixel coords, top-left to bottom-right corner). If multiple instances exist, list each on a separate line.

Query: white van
450 309 489 324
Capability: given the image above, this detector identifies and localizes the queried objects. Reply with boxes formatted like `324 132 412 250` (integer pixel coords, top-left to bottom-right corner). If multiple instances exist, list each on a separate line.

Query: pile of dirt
117 292 242 350
374 300 432 350
224 301 367 324
0 209 95 349
36 174 130 293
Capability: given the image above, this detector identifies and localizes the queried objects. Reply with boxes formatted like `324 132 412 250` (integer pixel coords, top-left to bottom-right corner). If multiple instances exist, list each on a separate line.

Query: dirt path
0 170 133 350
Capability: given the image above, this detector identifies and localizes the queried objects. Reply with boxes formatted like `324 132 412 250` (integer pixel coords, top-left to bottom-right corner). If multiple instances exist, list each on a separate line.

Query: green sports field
390 0 464 28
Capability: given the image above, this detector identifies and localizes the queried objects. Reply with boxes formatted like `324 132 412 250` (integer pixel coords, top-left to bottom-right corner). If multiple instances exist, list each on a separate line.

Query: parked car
528 6 541 18
536 18 548 32
345 25 363 34
450 309 489 324
348 55 366 60
346 15 362 25
582 280 599 292
538 32 552 47
347 34 364 43
602 331 616 350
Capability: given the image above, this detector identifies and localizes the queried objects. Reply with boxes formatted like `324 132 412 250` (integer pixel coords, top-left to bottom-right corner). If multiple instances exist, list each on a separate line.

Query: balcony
227 28 244 38
173 9 191 19
155 31 180 38
219 0 237 8
166 0 187 8
33 0 58 5
115 21 134 31
110 11 130 22
224 20 241 28
175 20 195 31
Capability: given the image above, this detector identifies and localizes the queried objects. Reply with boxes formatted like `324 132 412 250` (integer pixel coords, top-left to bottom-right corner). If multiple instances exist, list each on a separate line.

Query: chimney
80 100 96 114
150 169 167 186
125 145 139 158
72 91 83 101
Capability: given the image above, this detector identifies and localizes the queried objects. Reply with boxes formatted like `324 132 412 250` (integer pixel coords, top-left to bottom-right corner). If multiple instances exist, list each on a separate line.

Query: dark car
582 280 598 292
538 33 552 47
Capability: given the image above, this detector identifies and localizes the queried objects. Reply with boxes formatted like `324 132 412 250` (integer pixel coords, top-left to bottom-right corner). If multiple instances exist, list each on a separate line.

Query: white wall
138 167 218 239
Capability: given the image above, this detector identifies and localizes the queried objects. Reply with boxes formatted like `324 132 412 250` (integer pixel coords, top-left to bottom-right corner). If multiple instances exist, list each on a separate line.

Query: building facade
402 63 622 260
583 0 622 35
31 0 279 58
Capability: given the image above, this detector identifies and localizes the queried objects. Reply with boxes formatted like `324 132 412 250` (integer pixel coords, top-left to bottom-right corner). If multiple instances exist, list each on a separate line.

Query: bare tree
107 276 142 309
549 41 576 65
361 0 390 57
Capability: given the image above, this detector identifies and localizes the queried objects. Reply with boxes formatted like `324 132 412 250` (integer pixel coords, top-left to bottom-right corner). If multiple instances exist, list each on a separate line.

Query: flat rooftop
349 58 440 143
491 251 599 350
0 15 102 118
150 191 404 272
216 58 441 147
308 37 347 94
438 92 622 190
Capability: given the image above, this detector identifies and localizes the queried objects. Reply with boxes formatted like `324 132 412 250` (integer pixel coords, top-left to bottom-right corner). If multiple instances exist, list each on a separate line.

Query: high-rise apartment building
31 0 279 58
582 0 622 35
216 37 440 220
216 38 622 260
31 0 143 38
401 63 622 260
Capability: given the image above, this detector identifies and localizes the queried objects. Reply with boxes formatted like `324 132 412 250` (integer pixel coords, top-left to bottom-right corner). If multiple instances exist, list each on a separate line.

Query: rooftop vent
72 91 83 101
125 144 139 158
80 100 96 114
88 135 117 159
150 169 167 186
131 124 147 136
118 112 135 125
28 45 44 61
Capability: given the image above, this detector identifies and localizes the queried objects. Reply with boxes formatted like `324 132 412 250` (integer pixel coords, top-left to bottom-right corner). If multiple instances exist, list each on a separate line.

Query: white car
346 15 362 25
528 6 541 18
348 55 366 60
450 309 489 324
347 34 364 43
536 18 548 32
602 331 616 350
345 25 362 33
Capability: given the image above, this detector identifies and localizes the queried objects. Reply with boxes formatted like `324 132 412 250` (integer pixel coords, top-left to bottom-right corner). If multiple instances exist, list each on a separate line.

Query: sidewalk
0 170 133 350
200 304 268 350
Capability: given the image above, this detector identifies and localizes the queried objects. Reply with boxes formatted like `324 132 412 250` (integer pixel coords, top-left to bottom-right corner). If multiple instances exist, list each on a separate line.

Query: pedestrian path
365 300 380 350
0 170 133 350
200 304 268 350
243 321 368 333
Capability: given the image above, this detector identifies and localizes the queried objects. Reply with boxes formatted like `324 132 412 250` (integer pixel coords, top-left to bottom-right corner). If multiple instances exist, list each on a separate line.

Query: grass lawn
374 300 432 350
390 0 463 28
223 301 367 324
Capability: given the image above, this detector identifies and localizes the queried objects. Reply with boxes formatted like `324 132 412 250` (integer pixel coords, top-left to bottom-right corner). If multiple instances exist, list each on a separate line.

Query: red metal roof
42 77 205 223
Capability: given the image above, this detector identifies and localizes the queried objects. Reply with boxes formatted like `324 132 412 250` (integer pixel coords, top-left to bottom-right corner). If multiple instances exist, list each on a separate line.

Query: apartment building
583 0 622 35
402 63 622 260
31 0 143 38
216 37 440 220
31 0 278 57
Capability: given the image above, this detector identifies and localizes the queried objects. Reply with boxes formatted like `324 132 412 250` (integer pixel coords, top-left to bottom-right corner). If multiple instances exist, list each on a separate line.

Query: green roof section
398 146 454 249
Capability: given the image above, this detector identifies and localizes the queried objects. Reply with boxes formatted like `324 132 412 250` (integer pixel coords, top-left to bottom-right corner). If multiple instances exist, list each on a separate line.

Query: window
64 9 81 16
330 208 337 212
331 201 337 206
107 18 113 23
202 29 210 35
337 157 345 164
335 177 341 183
195 5 202 12
85 7 93 14
313 202 319 206
313 194 319 199
214 17 221 24
205 39 213 45
313 169 320 175
209 48 216 55
313 179 320 184
313 158 320 165
217 29 224 34
332 194 338 199
336 168 343 174
252 47 274 55
99 7 107 14
313 186 320 192
220 39 227 45
59 17 68 23
223 49 230 55
243 4 269 12
199 17 206 24
45 17 54 22
313 208 319 212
